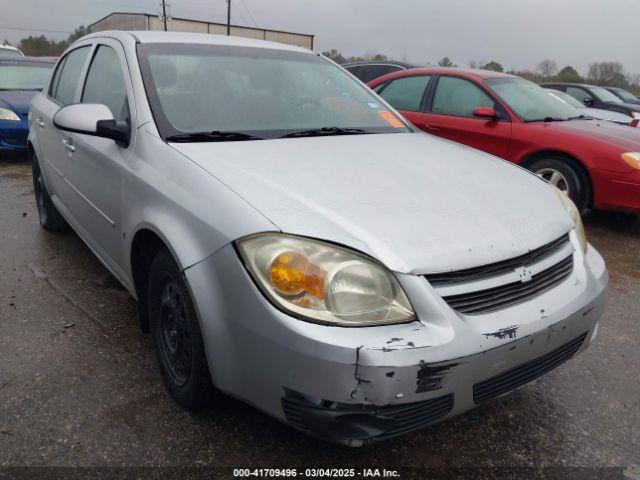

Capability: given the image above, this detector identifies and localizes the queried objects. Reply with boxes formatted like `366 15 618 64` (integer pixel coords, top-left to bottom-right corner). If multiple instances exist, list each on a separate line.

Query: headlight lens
621 152 640 170
0 108 20 121
236 233 416 326
553 186 587 254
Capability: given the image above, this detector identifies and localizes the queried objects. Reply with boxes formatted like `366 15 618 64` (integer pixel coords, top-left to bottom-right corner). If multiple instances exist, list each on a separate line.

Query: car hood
582 107 631 123
171 133 573 274
0 90 38 115
545 118 640 150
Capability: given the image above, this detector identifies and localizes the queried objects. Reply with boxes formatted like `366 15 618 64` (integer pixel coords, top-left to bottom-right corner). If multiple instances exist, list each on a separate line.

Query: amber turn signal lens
268 251 326 299
621 153 640 170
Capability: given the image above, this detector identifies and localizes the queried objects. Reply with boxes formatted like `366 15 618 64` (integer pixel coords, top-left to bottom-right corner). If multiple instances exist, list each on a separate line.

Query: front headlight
236 233 416 326
553 186 587 254
0 108 20 121
621 152 640 170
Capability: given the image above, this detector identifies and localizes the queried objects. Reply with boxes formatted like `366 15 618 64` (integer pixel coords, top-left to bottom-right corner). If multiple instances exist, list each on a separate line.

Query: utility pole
160 0 168 31
226 0 231 35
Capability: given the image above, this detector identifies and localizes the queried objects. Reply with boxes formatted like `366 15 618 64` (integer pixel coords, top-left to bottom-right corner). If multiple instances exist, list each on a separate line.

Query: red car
368 68 640 213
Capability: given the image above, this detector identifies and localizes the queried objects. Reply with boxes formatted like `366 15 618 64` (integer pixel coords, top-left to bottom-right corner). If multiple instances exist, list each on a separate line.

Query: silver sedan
28 31 608 446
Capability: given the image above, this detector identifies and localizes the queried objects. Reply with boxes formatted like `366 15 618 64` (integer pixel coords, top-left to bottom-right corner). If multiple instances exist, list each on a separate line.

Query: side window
51 46 90 106
566 87 593 103
431 76 496 117
48 57 66 99
82 45 129 123
378 75 431 112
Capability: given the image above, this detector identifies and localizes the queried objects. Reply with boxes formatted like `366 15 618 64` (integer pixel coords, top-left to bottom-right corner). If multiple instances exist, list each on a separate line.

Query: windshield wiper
282 127 370 138
543 116 569 122
166 131 264 142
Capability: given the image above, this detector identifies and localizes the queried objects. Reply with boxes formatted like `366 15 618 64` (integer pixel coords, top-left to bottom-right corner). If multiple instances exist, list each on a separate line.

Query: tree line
322 50 640 95
2 26 90 57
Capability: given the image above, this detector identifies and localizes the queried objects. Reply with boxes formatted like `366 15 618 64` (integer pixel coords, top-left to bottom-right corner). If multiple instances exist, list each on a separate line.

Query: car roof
540 82 600 89
0 55 56 64
342 60 417 69
81 30 312 54
369 67 517 85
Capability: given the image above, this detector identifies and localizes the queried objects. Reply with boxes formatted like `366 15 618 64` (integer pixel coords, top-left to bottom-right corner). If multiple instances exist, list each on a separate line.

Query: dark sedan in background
541 82 640 119
0 56 54 158
342 60 417 83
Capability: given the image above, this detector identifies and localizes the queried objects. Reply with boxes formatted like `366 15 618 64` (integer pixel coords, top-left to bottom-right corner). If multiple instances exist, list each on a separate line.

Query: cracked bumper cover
184 235 607 445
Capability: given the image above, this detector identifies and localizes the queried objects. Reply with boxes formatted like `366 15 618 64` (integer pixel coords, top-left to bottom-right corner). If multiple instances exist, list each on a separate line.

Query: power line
0 25 72 34
239 0 258 27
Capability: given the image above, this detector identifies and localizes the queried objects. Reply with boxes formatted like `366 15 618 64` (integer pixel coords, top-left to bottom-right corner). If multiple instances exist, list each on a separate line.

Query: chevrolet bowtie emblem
516 266 533 283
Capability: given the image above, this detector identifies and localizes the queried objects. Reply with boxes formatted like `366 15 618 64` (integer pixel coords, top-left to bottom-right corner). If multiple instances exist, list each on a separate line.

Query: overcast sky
1 0 638 74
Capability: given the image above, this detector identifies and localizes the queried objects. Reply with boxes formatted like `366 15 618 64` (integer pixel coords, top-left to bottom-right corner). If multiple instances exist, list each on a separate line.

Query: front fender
122 130 277 283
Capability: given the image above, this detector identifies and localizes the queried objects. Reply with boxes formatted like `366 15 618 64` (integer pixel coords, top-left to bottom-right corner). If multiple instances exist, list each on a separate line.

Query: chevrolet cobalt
28 32 608 446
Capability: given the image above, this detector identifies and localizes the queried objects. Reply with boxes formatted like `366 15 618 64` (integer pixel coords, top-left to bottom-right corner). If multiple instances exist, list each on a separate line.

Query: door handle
423 124 442 132
36 118 45 128
62 138 76 152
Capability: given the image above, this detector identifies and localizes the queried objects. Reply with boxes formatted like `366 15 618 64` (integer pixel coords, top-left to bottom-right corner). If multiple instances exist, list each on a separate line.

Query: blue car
0 56 55 157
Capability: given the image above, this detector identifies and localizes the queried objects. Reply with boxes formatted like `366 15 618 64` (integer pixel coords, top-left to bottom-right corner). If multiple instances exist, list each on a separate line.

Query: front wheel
528 157 590 213
148 248 214 410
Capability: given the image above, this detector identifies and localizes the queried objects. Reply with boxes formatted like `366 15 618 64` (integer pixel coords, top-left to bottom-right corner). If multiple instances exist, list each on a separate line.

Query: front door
62 40 135 278
420 75 512 158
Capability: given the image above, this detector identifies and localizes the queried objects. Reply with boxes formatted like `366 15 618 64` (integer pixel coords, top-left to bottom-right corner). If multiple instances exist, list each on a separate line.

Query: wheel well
130 229 168 333
27 142 35 161
519 150 593 207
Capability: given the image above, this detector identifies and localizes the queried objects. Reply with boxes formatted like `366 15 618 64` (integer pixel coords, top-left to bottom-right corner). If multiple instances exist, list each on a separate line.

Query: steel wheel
536 168 570 196
157 279 192 386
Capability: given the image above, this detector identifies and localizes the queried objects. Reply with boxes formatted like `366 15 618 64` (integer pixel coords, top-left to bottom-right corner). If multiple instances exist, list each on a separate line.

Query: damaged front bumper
185 237 608 446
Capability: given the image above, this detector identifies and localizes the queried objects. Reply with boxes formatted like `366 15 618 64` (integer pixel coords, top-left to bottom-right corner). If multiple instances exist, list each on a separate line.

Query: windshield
485 77 580 121
137 43 410 140
0 48 21 56
0 60 53 90
589 86 623 103
547 90 584 109
610 88 637 102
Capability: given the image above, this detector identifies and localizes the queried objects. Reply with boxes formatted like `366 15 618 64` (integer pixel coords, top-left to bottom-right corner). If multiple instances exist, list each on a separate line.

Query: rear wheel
528 157 590 212
31 154 66 231
148 248 214 410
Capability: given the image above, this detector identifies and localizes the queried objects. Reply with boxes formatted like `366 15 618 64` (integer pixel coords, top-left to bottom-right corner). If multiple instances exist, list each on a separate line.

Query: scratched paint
416 361 459 393
484 325 520 340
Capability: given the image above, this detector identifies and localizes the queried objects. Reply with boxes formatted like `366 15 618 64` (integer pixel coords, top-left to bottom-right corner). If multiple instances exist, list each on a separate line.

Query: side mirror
583 98 594 107
53 104 130 147
473 106 498 120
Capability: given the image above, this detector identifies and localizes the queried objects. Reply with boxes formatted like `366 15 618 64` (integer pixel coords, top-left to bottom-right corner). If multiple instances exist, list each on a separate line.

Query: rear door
30 45 92 215
419 75 512 158
63 39 135 276
376 74 433 127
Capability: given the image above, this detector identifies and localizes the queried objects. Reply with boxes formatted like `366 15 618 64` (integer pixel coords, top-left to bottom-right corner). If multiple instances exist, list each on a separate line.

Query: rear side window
378 75 431 111
82 45 129 123
50 46 90 106
431 76 496 117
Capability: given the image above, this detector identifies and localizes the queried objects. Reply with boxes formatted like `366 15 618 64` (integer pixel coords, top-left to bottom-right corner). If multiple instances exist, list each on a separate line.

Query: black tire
148 248 214 410
31 154 66 231
527 157 590 213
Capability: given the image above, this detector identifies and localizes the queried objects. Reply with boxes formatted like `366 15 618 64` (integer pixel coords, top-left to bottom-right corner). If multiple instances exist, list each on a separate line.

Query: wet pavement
1 158 639 475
